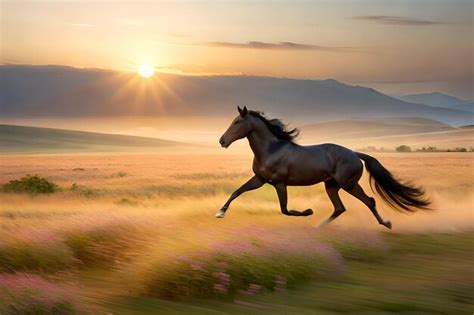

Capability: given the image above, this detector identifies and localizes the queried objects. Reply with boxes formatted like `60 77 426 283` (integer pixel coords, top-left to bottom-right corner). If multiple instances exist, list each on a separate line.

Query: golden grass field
0 150 473 314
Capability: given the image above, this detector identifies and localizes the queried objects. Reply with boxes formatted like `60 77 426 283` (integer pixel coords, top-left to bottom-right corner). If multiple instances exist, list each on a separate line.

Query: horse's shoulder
268 140 291 154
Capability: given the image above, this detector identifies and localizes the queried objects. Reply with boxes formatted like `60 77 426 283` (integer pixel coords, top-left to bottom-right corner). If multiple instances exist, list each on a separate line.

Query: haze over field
1 118 473 153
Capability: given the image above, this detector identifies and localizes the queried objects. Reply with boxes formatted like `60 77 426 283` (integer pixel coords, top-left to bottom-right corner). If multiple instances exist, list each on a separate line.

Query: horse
216 106 430 229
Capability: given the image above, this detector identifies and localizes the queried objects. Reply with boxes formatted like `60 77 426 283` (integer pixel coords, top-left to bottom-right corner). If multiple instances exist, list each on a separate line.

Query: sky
1 0 473 98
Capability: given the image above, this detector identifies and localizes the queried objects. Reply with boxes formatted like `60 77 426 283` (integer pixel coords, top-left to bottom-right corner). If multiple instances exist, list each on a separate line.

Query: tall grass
0 273 83 314
60 217 141 266
141 226 344 300
0 229 74 273
0 216 147 272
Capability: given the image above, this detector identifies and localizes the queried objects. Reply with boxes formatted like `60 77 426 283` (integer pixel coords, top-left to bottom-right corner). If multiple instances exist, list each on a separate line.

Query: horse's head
219 106 252 148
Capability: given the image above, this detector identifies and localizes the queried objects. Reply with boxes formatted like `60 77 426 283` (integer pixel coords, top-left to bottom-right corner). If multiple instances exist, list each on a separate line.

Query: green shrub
69 183 96 196
396 145 412 152
2 174 58 194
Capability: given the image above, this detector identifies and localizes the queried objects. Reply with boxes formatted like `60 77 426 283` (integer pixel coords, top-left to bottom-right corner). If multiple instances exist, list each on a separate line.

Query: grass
105 231 473 314
0 273 84 314
0 229 75 273
61 218 140 267
141 228 340 300
0 152 472 314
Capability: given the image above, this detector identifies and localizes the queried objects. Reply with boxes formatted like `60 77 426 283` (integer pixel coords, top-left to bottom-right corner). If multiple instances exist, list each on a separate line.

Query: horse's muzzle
219 137 229 148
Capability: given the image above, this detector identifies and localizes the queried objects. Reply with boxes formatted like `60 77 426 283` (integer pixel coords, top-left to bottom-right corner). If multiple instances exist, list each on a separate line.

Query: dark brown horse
217 106 430 229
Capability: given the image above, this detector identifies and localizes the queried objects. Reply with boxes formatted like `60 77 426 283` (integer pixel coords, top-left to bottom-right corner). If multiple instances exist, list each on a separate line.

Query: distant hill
1 65 473 126
298 117 473 150
356 129 474 151
0 124 184 153
398 92 468 108
300 117 455 140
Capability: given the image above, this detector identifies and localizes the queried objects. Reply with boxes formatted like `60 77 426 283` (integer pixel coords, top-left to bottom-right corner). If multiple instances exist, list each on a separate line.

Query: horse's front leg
274 184 314 216
216 176 264 218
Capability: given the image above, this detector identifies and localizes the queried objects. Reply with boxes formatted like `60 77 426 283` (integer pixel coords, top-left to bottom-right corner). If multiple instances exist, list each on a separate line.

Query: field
0 150 473 314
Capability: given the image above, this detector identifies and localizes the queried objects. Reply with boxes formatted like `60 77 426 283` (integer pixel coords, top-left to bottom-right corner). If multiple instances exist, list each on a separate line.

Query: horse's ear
240 106 248 117
237 106 242 114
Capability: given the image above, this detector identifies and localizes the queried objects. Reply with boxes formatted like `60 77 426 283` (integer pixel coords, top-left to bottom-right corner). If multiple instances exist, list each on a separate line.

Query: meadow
0 151 473 314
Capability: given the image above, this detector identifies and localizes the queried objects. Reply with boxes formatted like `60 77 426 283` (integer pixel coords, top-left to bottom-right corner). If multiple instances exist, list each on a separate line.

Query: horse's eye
234 121 241 125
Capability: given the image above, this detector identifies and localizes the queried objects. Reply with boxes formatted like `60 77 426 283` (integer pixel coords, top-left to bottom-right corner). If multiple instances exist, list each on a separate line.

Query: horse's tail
356 152 430 212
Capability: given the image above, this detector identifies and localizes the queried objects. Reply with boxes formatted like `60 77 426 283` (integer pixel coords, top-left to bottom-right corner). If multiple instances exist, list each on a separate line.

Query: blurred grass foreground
0 152 473 314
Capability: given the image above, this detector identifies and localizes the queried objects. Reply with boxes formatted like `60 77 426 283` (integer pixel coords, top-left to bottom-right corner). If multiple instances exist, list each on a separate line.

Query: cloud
201 41 351 51
354 15 445 26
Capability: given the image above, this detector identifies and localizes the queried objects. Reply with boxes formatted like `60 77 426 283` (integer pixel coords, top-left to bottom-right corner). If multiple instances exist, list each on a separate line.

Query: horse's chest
253 161 285 183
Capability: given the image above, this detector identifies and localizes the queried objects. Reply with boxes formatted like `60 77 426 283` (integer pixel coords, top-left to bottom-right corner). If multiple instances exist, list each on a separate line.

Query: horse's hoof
302 209 314 216
382 220 392 229
215 210 226 218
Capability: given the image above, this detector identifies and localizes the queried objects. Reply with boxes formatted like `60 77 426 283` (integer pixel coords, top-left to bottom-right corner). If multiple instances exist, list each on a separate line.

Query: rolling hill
298 117 473 150
0 124 184 153
1 65 473 126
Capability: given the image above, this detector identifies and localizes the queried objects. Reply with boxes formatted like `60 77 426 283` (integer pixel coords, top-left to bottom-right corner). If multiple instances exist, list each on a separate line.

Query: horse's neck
247 123 278 162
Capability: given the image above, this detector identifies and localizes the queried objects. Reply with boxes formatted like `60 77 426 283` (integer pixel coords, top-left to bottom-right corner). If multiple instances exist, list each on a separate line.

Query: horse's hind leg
320 179 346 227
346 184 392 229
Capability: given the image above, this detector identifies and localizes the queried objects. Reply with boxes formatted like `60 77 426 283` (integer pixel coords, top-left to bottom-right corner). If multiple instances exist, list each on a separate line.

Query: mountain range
1 65 473 126
398 92 473 113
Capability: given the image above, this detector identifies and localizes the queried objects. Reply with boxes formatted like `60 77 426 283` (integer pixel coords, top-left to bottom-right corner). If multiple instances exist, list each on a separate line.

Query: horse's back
302 143 356 159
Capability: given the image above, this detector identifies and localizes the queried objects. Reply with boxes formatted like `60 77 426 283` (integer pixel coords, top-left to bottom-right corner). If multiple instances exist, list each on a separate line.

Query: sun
137 64 155 78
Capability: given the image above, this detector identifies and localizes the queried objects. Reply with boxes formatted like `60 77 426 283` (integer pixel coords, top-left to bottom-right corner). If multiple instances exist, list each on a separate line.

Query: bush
395 145 412 152
0 273 83 314
2 174 58 194
69 183 96 196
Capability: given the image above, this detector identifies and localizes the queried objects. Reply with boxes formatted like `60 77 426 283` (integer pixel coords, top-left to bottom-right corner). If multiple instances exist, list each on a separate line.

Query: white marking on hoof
382 220 392 229
216 210 226 218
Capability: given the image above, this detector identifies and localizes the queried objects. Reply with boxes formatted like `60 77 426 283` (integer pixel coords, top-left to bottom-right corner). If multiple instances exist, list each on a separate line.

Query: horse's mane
248 110 299 142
